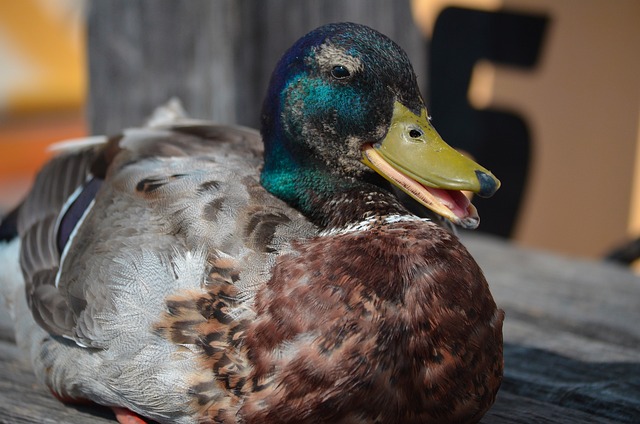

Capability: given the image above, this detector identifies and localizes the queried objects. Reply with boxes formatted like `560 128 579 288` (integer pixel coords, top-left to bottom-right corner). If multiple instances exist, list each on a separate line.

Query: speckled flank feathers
1 22 503 424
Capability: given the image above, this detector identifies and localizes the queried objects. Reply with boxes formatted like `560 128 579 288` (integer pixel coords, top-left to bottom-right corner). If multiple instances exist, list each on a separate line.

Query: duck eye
330 65 351 80
409 128 424 139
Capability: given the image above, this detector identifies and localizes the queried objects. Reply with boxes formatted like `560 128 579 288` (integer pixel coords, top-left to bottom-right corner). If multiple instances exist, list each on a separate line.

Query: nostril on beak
475 170 499 198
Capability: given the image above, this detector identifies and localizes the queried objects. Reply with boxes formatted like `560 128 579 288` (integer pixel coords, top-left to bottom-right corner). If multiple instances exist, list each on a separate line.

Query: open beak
362 101 500 229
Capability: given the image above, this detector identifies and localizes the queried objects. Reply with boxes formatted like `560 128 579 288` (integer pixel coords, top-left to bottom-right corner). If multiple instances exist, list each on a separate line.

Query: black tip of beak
475 170 499 198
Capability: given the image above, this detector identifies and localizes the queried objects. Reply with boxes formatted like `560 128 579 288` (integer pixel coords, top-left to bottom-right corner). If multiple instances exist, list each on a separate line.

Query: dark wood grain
2 233 639 423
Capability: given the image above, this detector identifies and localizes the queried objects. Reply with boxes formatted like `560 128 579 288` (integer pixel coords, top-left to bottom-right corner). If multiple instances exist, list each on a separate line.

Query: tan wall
413 0 640 257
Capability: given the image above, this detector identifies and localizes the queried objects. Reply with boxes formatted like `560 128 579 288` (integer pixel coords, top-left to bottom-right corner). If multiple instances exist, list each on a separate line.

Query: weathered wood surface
463 233 640 423
87 0 427 135
1 232 639 423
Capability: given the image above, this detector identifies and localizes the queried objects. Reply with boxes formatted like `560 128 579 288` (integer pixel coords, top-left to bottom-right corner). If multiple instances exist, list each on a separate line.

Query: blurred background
0 0 639 263
0 0 86 214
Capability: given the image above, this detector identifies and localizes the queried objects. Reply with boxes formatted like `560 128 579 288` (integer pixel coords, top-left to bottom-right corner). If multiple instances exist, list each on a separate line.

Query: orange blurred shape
0 113 87 177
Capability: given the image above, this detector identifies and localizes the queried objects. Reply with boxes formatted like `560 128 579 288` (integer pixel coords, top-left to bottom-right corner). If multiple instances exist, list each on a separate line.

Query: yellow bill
362 101 500 229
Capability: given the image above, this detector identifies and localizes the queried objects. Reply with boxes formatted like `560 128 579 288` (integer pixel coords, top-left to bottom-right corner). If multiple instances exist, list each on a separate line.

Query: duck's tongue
424 186 471 220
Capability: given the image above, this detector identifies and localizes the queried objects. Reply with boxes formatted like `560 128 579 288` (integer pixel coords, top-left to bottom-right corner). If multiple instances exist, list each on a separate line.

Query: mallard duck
0 22 503 424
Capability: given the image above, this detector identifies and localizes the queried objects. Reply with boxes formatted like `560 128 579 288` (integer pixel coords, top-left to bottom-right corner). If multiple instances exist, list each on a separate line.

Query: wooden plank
87 0 427 135
0 335 114 424
499 342 640 422
485 391 620 424
461 232 640 423
460 232 640 355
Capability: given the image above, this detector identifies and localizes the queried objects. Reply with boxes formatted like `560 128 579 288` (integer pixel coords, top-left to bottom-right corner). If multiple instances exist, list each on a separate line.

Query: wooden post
87 0 427 134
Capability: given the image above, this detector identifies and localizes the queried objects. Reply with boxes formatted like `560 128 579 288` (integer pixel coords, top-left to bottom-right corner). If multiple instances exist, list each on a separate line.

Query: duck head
260 22 499 229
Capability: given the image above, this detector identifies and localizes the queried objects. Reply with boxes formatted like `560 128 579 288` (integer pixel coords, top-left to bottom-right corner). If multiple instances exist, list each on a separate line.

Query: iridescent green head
260 22 499 229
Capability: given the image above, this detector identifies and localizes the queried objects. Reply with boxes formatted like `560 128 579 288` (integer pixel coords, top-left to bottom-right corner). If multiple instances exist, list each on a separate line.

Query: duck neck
261 143 409 229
